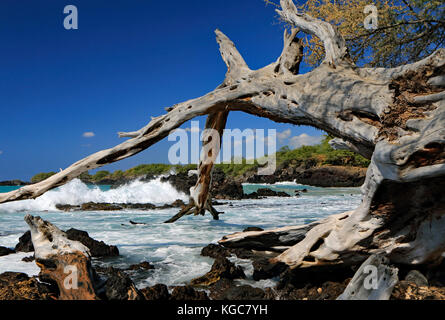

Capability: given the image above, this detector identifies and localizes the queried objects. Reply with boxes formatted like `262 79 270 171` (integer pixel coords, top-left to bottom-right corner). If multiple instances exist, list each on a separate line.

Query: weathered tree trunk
25 215 99 300
1 0 444 270
337 254 399 300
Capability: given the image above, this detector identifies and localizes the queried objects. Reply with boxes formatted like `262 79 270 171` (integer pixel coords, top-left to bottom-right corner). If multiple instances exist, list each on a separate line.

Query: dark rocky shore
1 227 445 300
0 164 366 192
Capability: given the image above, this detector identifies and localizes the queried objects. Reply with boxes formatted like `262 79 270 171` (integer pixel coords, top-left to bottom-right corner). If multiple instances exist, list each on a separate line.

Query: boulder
200 243 253 260
65 228 119 258
405 270 429 287
201 244 231 259
170 286 209 300
214 182 245 200
209 279 273 300
0 272 56 300
14 228 119 258
98 267 144 300
14 231 34 252
22 256 35 263
252 257 287 281
127 261 154 271
0 246 15 257
161 172 196 195
191 257 245 287
140 284 170 300
245 188 291 199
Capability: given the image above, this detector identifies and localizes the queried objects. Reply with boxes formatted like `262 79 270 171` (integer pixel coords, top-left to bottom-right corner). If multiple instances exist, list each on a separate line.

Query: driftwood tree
1 0 444 270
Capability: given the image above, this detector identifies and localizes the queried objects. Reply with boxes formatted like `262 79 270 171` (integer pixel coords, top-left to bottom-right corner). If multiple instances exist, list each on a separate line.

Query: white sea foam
242 180 303 186
0 178 187 213
0 252 40 277
0 183 362 289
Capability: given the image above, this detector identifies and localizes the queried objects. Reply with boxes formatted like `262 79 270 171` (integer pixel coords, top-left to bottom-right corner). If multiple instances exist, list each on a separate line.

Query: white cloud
277 129 292 142
82 132 95 138
289 134 323 149
233 134 255 147
0 150 3 155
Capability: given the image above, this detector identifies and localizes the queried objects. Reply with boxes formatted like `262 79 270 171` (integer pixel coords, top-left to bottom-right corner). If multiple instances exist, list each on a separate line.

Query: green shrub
31 172 57 183
92 170 110 182
79 171 92 180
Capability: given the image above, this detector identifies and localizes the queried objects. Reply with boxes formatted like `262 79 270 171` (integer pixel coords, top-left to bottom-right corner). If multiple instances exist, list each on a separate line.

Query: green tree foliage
79 171 92 180
30 136 370 183
267 0 444 68
91 170 110 182
31 172 56 183
277 135 371 167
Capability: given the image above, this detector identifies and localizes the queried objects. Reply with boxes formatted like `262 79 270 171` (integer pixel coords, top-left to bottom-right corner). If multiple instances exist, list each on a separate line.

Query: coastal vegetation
29 136 370 183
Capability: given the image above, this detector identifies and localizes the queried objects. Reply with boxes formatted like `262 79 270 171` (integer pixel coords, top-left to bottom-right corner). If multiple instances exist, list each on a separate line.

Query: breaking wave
0 178 187 213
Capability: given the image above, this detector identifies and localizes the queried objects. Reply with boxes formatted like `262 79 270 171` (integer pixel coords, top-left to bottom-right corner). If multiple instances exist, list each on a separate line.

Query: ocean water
0 179 362 289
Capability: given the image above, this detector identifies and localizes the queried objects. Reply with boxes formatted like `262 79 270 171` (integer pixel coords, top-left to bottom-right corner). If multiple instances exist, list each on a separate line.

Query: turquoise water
0 186 21 193
0 179 362 289
0 184 111 194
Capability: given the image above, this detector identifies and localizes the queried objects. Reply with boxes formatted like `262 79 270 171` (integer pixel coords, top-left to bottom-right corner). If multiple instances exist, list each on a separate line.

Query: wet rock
98 267 144 300
55 204 81 211
170 285 209 300
161 172 196 195
278 279 350 300
15 228 119 259
243 227 264 232
22 256 35 263
252 257 287 281
170 199 187 207
292 166 366 187
201 244 254 260
127 261 154 271
214 182 245 200
140 284 170 300
277 264 354 291
157 199 186 210
391 281 445 300
191 257 246 287
65 228 119 258
0 272 57 300
201 244 232 259
405 270 429 287
0 246 15 257
245 188 291 199
56 200 185 212
122 203 157 210
81 202 123 211
246 175 278 184
14 231 34 253
209 279 273 300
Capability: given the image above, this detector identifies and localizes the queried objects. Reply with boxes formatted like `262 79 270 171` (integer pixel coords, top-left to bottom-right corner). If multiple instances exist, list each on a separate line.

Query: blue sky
0 0 324 181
